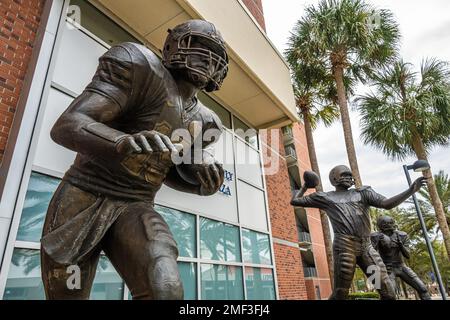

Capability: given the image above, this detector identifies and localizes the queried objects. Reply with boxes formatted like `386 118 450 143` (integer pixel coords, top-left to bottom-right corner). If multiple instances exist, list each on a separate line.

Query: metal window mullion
243 262 275 269
177 256 197 263
31 165 65 179
237 177 265 192
199 259 243 267
155 200 240 228
239 224 271 236
239 225 247 300
50 81 79 99
14 241 40 250
196 214 201 300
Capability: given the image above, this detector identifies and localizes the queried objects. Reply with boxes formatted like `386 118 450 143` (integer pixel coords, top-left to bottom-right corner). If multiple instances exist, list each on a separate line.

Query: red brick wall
262 129 308 300
0 0 45 164
241 0 266 31
273 243 307 300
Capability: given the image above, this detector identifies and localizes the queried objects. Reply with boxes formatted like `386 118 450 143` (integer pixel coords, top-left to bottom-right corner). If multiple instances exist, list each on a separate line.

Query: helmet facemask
377 216 396 233
166 32 228 92
329 165 355 189
337 172 355 188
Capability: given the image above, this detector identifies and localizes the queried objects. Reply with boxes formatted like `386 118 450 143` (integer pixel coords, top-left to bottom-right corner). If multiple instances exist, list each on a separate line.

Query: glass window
3 249 124 300
235 138 263 188
156 205 196 258
90 256 123 300
233 115 258 148
68 0 138 46
245 267 275 300
200 218 241 262
3 249 45 300
242 229 272 265
200 264 243 300
17 172 60 243
178 262 197 300
198 92 231 129
237 181 268 231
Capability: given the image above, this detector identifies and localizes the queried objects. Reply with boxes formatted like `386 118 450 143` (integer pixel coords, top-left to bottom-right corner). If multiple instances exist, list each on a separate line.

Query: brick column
262 129 308 299
241 0 266 31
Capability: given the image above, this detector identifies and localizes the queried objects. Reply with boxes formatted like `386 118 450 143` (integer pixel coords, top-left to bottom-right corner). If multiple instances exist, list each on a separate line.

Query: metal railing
298 231 312 243
285 145 297 159
282 126 293 137
303 266 318 278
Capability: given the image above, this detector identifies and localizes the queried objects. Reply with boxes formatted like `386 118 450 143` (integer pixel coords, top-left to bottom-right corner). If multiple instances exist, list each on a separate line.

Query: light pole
403 160 447 300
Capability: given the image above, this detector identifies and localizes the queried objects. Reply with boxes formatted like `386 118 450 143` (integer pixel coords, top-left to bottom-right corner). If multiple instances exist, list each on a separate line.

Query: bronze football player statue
291 165 427 300
371 216 431 300
40 20 228 299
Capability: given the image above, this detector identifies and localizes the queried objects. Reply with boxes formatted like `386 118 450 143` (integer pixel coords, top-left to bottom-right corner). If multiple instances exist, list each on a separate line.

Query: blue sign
224 170 233 182
219 184 232 196
219 170 233 196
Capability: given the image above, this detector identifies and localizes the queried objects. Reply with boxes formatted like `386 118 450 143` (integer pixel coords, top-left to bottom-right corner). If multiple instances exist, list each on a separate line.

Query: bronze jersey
64 42 222 200
296 186 387 238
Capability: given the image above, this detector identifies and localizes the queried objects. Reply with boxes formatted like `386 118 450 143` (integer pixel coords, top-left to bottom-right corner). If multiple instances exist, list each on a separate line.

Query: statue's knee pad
336 252 356 281
149 256 183 300
141 214 179 256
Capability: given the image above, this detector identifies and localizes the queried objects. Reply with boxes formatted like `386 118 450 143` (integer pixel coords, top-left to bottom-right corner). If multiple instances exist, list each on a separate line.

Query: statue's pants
330 234 396 300
40 181 183 300
388 264 431 300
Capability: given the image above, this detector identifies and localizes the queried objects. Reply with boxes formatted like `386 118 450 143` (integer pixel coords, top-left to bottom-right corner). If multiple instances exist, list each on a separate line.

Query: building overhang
92 0 299 129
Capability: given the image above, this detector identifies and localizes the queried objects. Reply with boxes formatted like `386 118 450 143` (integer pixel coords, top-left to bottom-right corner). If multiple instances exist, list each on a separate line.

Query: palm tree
357 59 450 260
287 0 400 187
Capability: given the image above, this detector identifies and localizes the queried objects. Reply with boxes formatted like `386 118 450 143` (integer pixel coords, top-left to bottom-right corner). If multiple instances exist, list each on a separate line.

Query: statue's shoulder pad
118 42 166 77
397 231 408 237
370 231 382 239
356 185 372 192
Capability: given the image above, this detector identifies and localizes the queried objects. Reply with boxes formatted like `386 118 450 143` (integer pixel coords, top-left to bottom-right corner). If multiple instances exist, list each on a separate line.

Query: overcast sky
262 0 450 196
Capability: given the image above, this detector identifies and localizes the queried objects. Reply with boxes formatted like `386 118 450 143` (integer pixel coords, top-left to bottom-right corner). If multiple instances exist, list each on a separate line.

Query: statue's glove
410 176 427 193
115 130 179 158
197 161 224 196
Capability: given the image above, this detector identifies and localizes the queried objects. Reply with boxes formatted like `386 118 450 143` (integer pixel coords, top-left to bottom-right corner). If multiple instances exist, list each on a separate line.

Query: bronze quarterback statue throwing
291 166 427 300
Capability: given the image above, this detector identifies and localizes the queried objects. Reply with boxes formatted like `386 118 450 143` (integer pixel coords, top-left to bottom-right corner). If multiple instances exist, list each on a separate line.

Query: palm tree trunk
332 66 363 188
301 108 334 287
411 132 450 261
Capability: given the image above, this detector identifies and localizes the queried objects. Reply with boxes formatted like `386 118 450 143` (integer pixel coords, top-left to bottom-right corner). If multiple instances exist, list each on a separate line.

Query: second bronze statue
371 216 431 300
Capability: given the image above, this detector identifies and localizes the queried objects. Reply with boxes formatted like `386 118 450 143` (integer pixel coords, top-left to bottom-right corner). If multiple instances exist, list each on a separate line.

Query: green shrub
347 292 380 300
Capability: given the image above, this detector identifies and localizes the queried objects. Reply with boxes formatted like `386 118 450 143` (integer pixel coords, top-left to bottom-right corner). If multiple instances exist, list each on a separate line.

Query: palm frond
358 57 450 159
